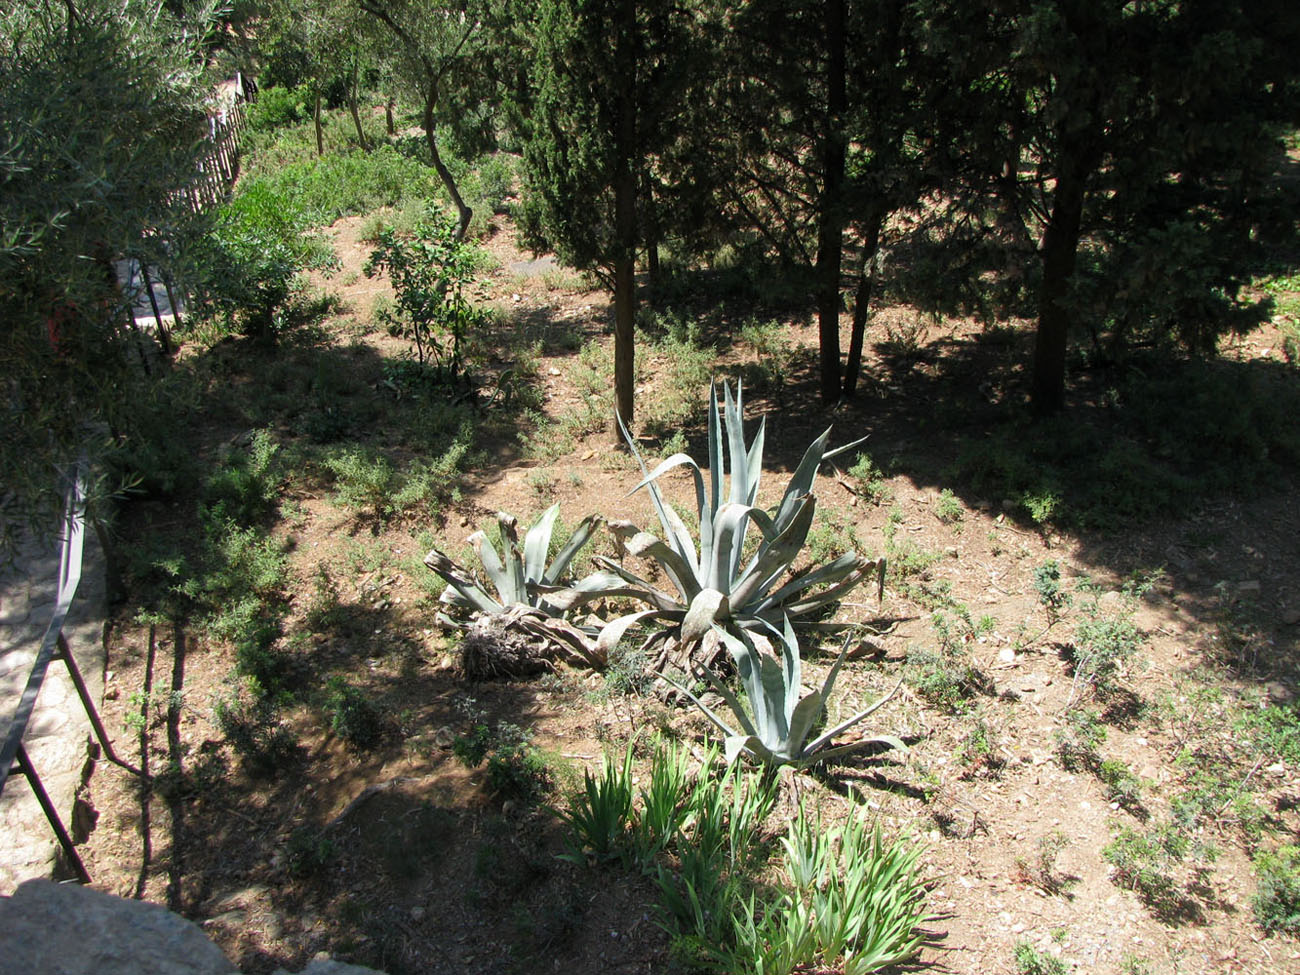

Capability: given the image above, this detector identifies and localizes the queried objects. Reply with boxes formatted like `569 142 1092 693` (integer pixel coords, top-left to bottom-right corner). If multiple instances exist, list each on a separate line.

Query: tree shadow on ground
652 318 1300 690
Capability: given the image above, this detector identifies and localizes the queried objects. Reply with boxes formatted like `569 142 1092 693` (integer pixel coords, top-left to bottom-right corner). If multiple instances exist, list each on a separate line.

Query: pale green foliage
669 623 905 768
575 380 883 652
423 504 603 619
1254 844 1300 934
1014 941 1067 975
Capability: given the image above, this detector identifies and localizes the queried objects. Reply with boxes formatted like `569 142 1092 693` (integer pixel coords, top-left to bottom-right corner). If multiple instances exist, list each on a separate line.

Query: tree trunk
612 0 639 431
348 60 369 150
646 239 659 298
842 206 884 398
423 85 472 241
815 0 847 403
313 91 324 157
1030 161 1088 416
385 95 395 136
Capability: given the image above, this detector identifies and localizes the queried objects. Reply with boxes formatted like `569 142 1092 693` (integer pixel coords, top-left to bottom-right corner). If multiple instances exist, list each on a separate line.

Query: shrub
1253 845 1300 935
246 85 312 132
213 681 300 774
242 144 440 225
365 209 489 379
192 182 336 342
1069 597 1144 702
322 676 385 750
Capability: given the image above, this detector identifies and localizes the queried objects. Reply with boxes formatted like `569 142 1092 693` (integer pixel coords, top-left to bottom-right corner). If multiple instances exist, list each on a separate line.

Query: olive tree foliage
259 0 379 154
358 0 497 241
0 0 212 555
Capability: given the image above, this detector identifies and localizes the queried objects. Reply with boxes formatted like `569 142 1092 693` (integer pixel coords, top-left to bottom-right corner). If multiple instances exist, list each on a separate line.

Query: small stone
548 367 560 376
410 906 425 922
998 647 1017 664
1239 580 1262 592
1268 682 1293 704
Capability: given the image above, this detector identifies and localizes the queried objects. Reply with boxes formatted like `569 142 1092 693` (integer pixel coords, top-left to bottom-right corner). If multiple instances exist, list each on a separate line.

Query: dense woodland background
5 2 1300 974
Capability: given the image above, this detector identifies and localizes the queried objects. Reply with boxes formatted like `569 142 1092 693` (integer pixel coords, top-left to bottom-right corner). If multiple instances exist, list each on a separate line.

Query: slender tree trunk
842 206 884 398
348 60 369 150
1031 160 1088 416
646 240 660 297
612 0 639 430
313 91 324 157
385 95 395 136
423 85 472 241
815 0 847 403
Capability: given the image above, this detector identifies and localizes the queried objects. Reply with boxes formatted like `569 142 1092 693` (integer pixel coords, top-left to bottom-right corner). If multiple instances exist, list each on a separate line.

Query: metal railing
0 469 142 884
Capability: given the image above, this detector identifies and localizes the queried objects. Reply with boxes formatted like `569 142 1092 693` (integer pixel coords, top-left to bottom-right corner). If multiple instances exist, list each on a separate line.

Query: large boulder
0 879 389 975
0 878 237 975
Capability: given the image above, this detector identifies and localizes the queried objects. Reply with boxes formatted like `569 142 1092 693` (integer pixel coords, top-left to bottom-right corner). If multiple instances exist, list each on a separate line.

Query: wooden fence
123 73 254 353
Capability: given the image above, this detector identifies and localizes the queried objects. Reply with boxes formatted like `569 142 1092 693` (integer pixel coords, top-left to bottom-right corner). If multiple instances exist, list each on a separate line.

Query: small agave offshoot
422 503 612 667
666 619 905 769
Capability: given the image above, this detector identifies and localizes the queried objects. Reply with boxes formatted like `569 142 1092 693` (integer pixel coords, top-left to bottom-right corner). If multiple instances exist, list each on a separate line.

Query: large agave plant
423 504 604 619
666 621 905 768
551 380 883 653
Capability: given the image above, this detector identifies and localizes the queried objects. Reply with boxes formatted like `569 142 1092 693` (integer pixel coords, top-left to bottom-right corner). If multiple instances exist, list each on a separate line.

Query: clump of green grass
1014 941 1067 975
555 740 929 974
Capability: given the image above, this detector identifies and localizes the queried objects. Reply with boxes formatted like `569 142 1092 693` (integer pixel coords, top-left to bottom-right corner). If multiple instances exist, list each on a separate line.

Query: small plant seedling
847 452 892 504
935 488 963 524
1033 560 1070 618
1016 830 1070 894
1098 758 1144 810
1054 708 1106 771
322 676 385 750
1014 940 1067 975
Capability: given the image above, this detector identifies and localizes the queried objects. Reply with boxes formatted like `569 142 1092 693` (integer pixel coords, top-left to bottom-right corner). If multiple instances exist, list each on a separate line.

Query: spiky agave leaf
609 379 878 644
666 623 906 768
424 505 613 620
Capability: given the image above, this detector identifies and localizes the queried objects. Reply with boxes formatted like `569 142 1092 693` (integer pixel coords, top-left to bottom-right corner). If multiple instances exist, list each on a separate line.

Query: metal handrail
1 466 141 883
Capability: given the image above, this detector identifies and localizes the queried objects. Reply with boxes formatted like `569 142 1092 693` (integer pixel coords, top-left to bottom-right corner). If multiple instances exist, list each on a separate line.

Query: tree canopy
0 0 212 550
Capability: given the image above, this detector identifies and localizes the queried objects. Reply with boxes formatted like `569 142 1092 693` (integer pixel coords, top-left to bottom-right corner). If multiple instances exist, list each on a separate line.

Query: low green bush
1253 845 1300 934
246 85 312 132
322 676 386 750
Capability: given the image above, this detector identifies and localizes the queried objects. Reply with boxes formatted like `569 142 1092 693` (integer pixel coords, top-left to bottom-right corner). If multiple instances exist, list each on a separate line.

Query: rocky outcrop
0 880 386 975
